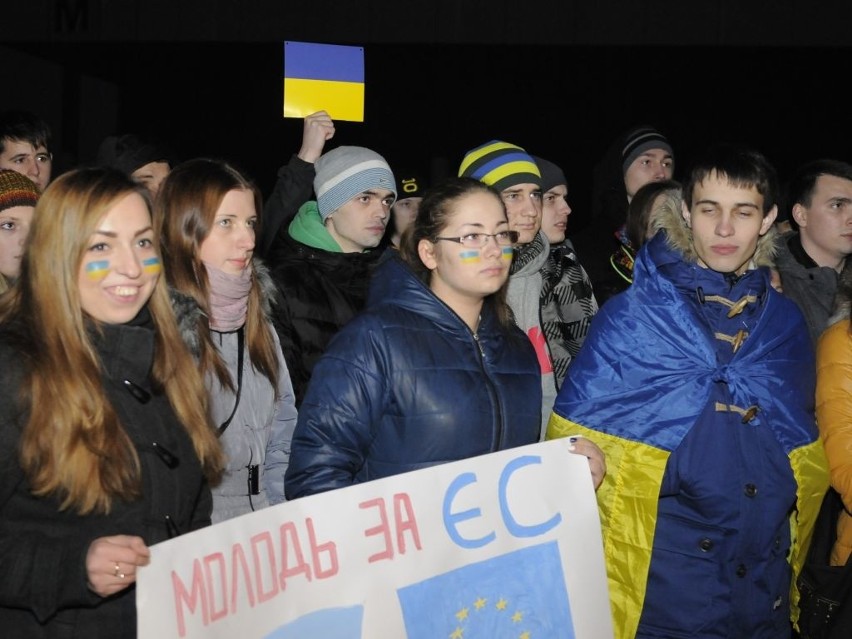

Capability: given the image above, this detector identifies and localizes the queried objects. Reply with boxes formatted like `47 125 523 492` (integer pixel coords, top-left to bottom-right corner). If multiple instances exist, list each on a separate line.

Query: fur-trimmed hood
170 259 278 357
829 260 852 326
649 195 778 270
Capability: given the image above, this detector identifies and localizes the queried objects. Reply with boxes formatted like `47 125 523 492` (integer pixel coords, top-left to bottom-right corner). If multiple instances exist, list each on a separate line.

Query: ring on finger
114 562 126 579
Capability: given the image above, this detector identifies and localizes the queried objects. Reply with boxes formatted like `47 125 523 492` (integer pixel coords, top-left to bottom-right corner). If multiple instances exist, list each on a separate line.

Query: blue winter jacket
284 254 542 498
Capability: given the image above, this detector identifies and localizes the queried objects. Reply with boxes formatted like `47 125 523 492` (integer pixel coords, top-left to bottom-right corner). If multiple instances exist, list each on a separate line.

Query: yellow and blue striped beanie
458 140 541 192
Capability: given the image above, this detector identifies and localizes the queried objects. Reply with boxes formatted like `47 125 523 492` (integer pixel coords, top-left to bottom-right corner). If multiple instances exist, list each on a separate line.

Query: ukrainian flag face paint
142 256 162 275
460 249 481 263
78 192 160 325
501 247 514 261
85 260 110 280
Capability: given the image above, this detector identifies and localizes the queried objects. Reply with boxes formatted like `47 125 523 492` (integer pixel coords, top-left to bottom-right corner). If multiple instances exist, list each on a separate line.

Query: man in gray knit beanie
315 146 396 218
267 144 397 406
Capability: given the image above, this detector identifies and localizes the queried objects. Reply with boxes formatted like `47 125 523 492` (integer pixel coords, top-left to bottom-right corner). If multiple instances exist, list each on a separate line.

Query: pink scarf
204 262 251 331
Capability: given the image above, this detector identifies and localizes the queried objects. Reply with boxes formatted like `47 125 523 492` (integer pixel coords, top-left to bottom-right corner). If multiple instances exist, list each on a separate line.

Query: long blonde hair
0 167 223 514
157 158 279 391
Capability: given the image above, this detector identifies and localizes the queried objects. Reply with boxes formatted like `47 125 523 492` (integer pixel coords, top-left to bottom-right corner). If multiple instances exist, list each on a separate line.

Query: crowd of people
1 105 851 638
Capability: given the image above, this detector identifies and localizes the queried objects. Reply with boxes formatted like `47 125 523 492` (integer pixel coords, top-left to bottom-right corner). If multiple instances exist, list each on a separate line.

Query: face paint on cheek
85 260 110 280
501 247 514 261
459 249 482 263
142 256 162 275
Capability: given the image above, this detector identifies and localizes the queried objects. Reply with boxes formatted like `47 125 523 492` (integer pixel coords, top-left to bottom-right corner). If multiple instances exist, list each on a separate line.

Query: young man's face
325 188 394 253
0 138 52 191
541 184 571 244
500 183 542 245
682 171 776 275
624 148 674 201
390 196 422 242
793 174 852 270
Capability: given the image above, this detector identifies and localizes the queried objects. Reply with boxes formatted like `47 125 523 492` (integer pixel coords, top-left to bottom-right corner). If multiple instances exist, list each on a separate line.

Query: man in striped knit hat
460 140 570 439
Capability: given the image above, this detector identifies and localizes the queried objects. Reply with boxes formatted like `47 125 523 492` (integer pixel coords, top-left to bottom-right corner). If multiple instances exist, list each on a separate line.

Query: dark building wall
3 3 851 234
3 0 852 46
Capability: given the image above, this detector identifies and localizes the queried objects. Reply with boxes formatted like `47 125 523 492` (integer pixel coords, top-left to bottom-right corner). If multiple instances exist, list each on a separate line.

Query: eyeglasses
433 231 519 248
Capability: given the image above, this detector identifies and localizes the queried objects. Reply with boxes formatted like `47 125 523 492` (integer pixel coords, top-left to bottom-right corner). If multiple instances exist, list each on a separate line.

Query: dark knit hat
621 126 673 174
458 140 541 192
532 156 567 192
314 146 397 220
96 134 172 176
0 169 40 212
395 169 428 201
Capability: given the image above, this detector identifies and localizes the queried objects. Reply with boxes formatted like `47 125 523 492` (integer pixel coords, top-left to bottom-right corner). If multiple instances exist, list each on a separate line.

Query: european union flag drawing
264 604 363 638
397 542 575 638
283 41 365 122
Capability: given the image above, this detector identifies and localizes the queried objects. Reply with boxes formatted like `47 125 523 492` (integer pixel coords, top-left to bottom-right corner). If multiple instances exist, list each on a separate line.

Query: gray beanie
314 146 397 220
532 156 567 192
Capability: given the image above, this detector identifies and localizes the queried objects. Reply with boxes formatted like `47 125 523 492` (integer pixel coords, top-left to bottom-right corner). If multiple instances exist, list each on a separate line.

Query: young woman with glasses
285 177 604 498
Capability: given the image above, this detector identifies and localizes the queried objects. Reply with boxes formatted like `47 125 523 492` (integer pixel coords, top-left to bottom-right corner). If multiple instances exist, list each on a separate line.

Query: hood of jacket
288 201 342 252
651 194 778 270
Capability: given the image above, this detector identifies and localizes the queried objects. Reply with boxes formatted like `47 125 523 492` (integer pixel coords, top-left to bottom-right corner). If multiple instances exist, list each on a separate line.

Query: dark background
3 1 852 235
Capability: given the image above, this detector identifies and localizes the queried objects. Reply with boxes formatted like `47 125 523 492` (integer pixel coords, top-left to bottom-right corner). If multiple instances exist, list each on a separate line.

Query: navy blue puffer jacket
284 254 542 498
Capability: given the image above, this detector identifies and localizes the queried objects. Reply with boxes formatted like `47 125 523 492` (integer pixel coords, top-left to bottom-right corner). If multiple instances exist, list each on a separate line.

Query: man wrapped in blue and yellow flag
548 144 828 639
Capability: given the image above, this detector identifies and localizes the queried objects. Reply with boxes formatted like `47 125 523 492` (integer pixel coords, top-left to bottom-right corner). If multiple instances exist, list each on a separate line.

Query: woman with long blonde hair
0 167 223 638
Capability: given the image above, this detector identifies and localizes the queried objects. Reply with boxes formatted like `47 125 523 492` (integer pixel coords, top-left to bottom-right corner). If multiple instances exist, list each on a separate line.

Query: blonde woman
0 167 223 638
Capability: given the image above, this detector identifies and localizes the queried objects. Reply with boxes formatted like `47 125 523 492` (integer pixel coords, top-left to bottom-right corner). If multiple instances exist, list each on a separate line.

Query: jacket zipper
473 330 505 451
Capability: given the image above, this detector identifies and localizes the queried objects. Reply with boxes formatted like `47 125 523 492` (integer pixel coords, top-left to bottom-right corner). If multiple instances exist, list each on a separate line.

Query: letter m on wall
55 0 89 34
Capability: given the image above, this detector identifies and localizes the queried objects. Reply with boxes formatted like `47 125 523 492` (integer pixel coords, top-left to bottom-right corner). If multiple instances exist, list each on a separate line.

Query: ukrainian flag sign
283 41 365 122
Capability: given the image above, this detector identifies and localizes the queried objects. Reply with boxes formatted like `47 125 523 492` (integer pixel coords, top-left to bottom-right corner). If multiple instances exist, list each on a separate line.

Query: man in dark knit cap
575 124 675 304
96 133 174 198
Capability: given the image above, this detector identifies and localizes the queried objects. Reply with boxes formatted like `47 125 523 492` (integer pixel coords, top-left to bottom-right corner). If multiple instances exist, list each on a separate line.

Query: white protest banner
137 438 613 638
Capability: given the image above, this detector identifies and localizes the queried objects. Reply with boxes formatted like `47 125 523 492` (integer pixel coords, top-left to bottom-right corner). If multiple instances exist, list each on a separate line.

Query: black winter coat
269 234 385 406
0 314 212 639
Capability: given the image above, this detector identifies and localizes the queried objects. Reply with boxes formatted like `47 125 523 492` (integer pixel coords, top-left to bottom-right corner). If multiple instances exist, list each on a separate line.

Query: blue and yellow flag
283 41 365 122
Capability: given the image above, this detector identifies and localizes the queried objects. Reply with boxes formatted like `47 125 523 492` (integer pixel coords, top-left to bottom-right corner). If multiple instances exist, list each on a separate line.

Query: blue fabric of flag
283 41 364 83
397 541 575 638
264 604 363 639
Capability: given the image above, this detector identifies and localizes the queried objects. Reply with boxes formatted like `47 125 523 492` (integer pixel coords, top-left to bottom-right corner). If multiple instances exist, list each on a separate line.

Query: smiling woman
0 166 223 639
76 190 160 323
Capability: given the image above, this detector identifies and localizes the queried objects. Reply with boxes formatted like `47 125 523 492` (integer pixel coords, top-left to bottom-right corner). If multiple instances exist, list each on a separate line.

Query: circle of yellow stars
449 596 531 639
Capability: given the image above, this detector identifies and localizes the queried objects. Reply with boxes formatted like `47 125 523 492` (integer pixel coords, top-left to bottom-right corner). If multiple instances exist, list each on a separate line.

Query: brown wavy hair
156 158 279 391
0 167 224 514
